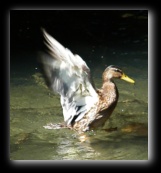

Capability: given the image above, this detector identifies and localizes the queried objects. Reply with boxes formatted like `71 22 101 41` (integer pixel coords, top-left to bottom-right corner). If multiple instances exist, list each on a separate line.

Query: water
10 47 148 160
10 10 148 161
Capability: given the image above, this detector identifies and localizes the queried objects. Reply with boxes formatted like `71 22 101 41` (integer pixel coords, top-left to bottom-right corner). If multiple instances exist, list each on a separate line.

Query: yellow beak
121 73 135 84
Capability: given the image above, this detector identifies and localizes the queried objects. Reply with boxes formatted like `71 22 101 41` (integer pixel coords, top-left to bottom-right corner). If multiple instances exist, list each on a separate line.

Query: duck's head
102 65 135 84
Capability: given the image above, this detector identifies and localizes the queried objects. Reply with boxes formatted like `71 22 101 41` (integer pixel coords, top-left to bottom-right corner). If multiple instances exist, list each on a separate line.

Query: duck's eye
114 69 120 72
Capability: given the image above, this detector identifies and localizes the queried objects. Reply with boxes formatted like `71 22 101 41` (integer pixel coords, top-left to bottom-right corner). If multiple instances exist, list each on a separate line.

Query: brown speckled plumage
72 67 119 132
40 29 135 133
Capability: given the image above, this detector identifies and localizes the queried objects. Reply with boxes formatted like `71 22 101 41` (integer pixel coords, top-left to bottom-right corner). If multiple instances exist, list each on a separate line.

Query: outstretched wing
40 29 99 125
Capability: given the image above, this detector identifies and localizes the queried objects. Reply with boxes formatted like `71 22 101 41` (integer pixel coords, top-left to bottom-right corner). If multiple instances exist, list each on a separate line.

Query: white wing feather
40 29 99 125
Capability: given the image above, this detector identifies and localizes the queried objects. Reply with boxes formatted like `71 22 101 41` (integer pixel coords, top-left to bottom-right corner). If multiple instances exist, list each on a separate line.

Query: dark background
8 9 152 166
10 10 148 63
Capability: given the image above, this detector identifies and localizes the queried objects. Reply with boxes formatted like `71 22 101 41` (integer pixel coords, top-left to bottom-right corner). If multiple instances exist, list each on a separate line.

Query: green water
10 49 148 160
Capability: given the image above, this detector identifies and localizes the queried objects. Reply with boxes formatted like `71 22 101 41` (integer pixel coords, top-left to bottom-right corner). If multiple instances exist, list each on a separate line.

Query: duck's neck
101 80 118 106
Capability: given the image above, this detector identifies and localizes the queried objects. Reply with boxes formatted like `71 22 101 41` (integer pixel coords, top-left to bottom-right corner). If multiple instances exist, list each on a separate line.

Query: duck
40 29 135 133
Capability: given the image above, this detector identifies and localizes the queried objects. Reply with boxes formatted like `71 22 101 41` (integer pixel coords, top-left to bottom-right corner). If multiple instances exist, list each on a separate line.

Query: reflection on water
10 47 148 160
10 10 148 161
